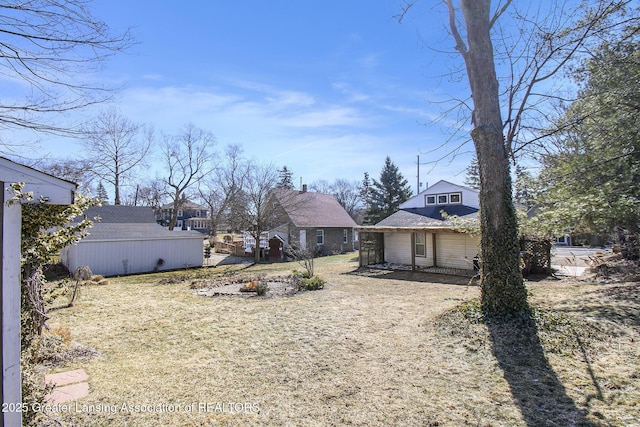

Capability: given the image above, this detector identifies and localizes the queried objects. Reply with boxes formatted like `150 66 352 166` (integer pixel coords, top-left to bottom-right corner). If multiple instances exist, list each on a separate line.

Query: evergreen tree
464 154 480 190
513 166 538 210
533 35 640 255
365 156 412 224
277 166 295 189
96 181 110 205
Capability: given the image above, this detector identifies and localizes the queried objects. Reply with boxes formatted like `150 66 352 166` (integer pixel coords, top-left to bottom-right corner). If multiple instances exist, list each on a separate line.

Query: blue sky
15 1 476 193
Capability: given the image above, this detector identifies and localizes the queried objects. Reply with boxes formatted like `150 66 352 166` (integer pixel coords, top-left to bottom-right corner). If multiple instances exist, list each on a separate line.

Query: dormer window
425 191 463 206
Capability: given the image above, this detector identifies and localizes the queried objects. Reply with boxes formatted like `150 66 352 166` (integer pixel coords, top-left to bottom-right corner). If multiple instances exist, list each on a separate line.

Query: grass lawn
41 254 639 426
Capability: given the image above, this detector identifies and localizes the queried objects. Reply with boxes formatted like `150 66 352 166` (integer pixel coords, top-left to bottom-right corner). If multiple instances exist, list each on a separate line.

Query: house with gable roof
156 200 210 233
265 185 358 260
356 180 480 274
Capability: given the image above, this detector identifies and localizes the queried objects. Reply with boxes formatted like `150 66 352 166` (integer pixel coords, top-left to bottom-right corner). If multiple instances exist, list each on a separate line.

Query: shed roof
80 223 203 241
77 206 157 224
274 189 357 228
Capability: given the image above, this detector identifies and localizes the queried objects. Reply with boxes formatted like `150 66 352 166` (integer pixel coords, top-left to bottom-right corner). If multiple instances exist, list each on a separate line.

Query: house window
425 195 436 205
343 229 348 244
437 194 448 204
196 210 201 217
317 229 324 245
449 192 462 204
415 233 426 257
177 209 183 217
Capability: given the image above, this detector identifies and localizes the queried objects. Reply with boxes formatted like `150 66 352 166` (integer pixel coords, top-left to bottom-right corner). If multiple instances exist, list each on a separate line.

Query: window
196 210 201 217
317 229 324 245
437 194 448 204
177 209 183 217
425 195 436 205
415 233 426 257
343 229 348 244
449 192 462 204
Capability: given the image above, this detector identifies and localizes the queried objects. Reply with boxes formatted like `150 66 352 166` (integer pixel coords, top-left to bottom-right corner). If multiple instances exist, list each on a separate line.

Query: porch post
411 232 416 271
432 233 437 267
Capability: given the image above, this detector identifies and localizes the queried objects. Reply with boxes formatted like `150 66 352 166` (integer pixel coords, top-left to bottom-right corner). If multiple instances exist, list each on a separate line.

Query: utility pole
416 154 427 195
416 155 420 195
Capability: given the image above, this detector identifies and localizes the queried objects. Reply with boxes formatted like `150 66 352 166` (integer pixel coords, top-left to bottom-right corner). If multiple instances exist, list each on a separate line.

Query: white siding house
357 180 480 274
61 206 203 276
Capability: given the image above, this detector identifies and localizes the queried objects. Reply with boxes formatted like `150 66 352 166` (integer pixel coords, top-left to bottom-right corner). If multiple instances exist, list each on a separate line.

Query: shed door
269 237 283 261
299 230 307 250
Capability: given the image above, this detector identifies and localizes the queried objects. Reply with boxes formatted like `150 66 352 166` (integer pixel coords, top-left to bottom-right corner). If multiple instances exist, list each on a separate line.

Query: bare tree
399 1 631 163
82 108 152 205
311 178 363 222
445 0 528 314
239 162 280 262
160 124 216 230
28 157 95 194
0 1 133 139
134 180 166 209
199 144 250 236
309 179 332 193
395 0 632 314
497 1 632 159
332 178 363 220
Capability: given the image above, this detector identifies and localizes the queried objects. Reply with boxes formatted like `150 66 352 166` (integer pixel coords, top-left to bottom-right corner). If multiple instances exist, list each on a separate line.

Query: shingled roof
358 205 478 232
273 189 357 228
72 206 202 241
75 206 157 224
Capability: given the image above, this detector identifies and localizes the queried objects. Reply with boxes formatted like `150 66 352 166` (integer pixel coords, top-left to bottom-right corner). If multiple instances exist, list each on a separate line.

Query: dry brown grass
40 255 639 426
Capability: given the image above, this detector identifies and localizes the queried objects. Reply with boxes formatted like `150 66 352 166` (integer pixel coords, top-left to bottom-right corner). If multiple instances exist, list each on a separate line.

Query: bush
298 275 325 291
256 282 270 296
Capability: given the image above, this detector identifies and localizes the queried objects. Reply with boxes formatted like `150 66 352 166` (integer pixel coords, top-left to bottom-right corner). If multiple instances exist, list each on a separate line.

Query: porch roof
355 225 464 233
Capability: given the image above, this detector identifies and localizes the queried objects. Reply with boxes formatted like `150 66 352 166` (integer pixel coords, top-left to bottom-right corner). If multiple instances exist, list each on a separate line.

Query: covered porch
356 226 479 277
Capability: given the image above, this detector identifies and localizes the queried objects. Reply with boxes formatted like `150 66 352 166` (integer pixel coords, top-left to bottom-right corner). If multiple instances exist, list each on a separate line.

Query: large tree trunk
458 0 528 314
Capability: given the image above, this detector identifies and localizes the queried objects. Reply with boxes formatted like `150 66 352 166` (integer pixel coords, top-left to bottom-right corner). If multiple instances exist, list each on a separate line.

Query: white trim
2 194 22 427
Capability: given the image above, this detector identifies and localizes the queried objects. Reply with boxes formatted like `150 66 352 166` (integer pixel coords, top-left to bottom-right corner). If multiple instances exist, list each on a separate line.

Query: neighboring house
61 206 204 276
156 201 210 233
356 180 480 274
266 186 358 260
1 157 77 427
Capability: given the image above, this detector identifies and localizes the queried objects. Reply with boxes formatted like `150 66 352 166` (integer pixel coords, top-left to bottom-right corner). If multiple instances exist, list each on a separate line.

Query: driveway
551 246 610 276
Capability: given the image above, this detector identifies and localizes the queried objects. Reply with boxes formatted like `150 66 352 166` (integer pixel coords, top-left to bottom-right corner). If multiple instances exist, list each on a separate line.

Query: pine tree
96 181 109 205
277 166 295 189
464 154 480 190
365 157 413 224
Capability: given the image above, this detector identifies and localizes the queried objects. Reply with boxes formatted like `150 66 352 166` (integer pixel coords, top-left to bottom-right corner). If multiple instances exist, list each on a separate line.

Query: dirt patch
191 274 302 298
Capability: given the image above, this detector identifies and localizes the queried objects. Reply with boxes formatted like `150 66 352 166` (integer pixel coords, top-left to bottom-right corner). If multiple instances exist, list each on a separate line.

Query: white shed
61 206 204 276
1 157 77 427
357 180 480 274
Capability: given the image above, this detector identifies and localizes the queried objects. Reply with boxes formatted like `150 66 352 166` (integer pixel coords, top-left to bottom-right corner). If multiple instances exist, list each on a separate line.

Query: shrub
256 282 270 296
299 275 325 291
